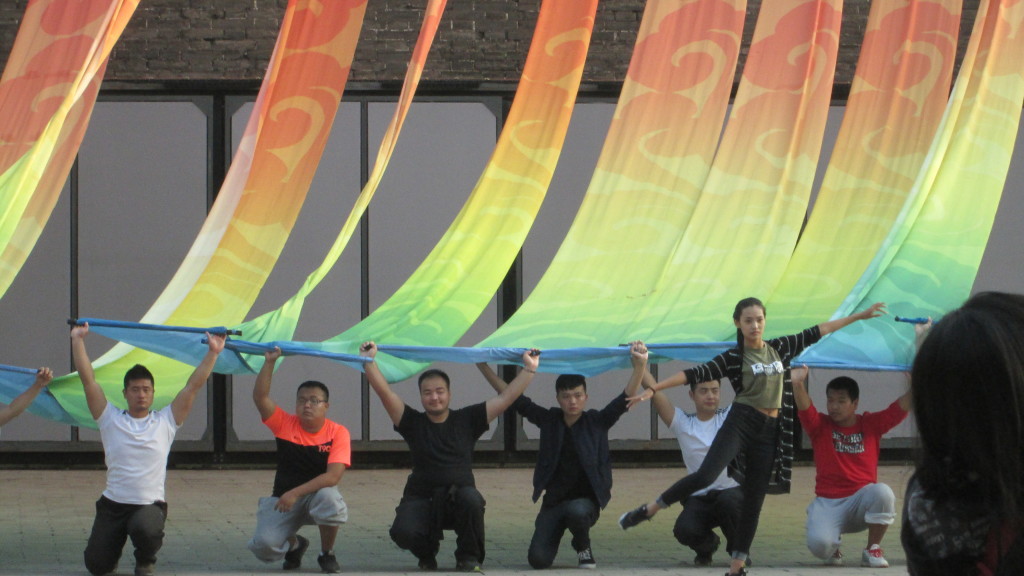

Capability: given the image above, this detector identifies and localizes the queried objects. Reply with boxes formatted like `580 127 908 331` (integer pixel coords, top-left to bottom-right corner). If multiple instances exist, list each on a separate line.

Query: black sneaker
577 546 596 569
618 504 650 530
695 534 721 566
283 534 309 570
725 568 748 576
455 559 483 572
317 551 341 574
417 555 438 571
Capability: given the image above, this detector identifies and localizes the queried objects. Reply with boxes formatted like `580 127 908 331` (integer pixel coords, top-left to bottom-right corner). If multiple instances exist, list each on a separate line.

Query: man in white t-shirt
644 375 743 566
71 322 225 576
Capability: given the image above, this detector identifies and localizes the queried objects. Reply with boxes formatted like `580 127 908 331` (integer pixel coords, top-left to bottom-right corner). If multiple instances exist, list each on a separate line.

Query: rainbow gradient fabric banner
480 0 748 355
49 0 369 427
799 0 1024 369
65 0 452 381
380 0 846 375
4 1 1021 427
634 0 842 353
478 0 843 374
767 0 962 334
234 0 450 360
0 0 139 298
44 0 599 388
317 0 601 382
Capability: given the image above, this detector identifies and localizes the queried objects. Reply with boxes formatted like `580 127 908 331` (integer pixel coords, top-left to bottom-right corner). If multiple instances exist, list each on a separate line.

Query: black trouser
674 486 743 556
528 497 599 569
389 486 486 565
84 496 167 575
659 403 778 558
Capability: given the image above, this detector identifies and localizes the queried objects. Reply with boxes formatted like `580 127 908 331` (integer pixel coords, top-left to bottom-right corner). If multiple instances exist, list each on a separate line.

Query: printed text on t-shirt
831 430 864 454
751 361 784 375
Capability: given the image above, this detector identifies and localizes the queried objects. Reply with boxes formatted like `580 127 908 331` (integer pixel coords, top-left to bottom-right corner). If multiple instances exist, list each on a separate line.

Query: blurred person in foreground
901 292 1024 575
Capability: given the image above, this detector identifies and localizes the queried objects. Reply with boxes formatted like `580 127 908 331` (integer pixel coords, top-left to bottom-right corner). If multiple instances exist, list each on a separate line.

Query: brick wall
0 0 980 91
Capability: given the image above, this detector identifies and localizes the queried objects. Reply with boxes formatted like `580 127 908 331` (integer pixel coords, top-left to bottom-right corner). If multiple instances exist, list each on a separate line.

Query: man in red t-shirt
246 347 351 574
793 365 909 569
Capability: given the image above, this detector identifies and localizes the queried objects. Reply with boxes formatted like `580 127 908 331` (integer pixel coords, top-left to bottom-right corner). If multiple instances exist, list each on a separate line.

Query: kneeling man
793 366 909 568
247 347 351 573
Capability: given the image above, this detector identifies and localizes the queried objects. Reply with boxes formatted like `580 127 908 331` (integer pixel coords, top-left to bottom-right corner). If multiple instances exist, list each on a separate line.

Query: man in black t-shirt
360 342 540 572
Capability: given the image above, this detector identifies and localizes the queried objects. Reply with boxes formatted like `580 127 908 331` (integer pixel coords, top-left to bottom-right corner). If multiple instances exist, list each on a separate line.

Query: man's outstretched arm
252 347 282 421
70 323 106 421
623 341 649 397
484 349 539 423
791 365 812 412
171 332 225 425
361 342 405 426
0 367 52 427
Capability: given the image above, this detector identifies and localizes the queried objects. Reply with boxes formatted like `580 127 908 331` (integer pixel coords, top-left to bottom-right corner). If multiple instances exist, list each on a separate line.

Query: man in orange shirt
247 347 351 574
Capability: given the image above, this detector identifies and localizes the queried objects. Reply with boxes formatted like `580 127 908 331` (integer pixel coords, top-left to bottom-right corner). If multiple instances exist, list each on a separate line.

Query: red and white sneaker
861 544 889 568
825 548 843 566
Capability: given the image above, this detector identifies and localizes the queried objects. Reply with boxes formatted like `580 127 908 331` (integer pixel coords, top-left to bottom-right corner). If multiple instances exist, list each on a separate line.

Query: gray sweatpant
805 482 895 559
247 487 348 562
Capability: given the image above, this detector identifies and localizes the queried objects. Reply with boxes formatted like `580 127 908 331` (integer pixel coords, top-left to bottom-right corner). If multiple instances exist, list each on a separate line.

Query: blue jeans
528 497 599 568
659 403 778 558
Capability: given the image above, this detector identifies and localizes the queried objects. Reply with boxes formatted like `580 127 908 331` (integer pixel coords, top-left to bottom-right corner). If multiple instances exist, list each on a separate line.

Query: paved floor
0 464 917 575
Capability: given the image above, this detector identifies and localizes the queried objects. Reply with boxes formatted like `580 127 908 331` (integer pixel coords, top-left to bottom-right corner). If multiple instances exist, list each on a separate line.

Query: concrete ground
0 465 916 575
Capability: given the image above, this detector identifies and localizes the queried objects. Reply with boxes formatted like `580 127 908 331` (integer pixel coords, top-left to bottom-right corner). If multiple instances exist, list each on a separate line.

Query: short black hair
689 379 721 393
418 369 450 390
826 376 859 402
555 374 586 393
297 380 329 401
123 364 155 390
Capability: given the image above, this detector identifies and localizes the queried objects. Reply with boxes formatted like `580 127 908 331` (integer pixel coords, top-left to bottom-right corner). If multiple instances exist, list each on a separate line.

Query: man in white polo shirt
71 322 225 576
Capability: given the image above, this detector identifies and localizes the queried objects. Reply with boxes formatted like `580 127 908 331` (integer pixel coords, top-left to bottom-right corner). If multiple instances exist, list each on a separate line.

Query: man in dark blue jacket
477 342 647 569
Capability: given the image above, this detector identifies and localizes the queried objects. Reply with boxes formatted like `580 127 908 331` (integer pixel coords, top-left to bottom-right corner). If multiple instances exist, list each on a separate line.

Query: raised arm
484 349 539 423
643 369 676 426
0 367 52 427
897 319 933 412
171 332 225 425
896 385 912 412
623 341 649 398
818 302 886 336
252 347 282 421
476 362 506 393
70 323 107 420
791 364 812 412
360 341 405 427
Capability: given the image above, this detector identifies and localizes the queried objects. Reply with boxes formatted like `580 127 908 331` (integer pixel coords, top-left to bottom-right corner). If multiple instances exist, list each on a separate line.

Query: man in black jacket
477 342 647 569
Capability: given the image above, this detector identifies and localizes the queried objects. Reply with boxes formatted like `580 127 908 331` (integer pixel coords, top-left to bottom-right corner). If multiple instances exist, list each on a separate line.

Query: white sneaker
861 544 889 568
577 546 596 569
825 548 843 566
